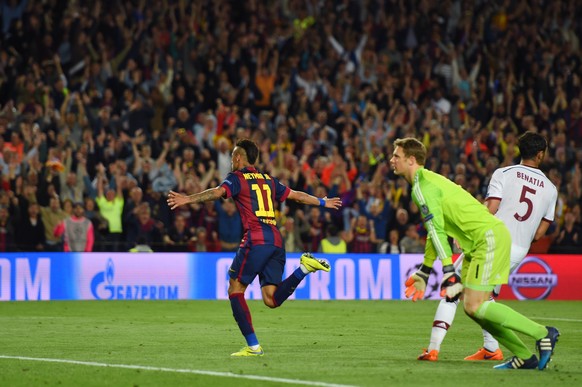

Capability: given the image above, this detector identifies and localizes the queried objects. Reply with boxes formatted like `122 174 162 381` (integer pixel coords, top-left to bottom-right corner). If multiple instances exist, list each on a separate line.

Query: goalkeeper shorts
461 223 511 290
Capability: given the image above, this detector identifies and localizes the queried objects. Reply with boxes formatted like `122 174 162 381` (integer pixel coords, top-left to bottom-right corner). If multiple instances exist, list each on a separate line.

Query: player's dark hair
393 138 427 165
518 132 547 160
236 139 259 164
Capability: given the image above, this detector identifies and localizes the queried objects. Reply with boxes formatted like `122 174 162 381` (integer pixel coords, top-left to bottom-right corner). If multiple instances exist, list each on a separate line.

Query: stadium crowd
0 0 580 253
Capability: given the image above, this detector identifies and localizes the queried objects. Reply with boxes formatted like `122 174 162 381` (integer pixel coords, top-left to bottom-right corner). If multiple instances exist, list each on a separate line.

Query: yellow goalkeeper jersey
411 167 505 268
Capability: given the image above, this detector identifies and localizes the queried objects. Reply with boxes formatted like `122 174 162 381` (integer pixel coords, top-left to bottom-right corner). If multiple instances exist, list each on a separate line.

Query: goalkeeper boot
230 345 264 357
300 253 331 273
464 347 504 361
417 349 438 361
493 355 538 370
536 326 560 370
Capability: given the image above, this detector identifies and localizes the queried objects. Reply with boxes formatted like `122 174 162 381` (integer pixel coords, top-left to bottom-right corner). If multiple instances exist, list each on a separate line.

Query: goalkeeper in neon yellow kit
390 138 559 370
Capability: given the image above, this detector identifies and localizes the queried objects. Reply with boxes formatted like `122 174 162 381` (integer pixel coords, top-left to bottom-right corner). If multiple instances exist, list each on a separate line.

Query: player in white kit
417 131 559 362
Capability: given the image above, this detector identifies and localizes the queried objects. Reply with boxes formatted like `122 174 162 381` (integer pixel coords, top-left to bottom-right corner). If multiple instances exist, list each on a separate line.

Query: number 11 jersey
220 166 291 248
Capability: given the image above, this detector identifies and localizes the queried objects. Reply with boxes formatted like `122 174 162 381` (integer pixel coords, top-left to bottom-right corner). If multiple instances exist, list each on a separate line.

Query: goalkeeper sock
476 301 548 340
272 268 305 306
473 317 532 360
229 293 259 346
482 297 499 351
428 299 459 351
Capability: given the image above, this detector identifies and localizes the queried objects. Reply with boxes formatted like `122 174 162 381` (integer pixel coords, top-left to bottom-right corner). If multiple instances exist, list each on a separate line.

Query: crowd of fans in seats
0 0 580 253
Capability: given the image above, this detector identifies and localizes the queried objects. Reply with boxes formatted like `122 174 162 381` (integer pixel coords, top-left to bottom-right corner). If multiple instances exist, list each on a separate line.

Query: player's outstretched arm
167 187 226 210
287 189 342 210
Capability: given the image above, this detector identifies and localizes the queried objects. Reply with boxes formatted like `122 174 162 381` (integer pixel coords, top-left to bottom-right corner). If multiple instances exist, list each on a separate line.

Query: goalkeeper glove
405 264 432 302
440 264 463 302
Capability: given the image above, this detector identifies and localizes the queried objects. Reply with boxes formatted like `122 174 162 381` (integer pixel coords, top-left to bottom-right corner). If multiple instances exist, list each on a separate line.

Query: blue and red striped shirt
220 167 290 248
350 228 374 253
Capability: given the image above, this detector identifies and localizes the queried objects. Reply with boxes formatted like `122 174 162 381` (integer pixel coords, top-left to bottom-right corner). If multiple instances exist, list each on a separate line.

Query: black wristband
442 264 455 274
419 264 432 275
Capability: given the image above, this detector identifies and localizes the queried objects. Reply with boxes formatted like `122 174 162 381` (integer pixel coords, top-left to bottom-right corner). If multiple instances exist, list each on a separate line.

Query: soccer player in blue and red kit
167 139 342 356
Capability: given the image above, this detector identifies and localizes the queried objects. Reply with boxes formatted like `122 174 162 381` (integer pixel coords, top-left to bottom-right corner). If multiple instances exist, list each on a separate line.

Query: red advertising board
497 255 580 300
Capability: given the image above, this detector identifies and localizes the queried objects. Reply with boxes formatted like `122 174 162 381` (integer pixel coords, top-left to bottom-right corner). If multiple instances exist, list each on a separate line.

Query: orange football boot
464 347 504 361
418 349 439 361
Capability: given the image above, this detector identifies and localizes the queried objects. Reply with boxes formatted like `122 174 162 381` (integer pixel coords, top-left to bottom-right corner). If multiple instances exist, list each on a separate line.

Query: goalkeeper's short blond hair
393 138 427 165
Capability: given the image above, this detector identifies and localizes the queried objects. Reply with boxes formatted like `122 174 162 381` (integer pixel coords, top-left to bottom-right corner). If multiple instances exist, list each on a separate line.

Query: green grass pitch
0 300 580 386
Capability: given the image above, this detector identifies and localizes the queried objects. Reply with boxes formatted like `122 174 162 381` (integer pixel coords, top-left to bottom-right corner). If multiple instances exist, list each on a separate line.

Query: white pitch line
0 355 358 387
531 317 582 323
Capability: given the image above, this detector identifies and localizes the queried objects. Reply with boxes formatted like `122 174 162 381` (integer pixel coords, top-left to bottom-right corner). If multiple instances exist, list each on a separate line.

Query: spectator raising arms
95 164 124 252
0 0 580 254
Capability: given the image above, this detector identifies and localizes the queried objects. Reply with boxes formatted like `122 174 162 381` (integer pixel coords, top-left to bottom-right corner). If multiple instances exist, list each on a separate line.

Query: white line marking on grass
531 317 582 323
0 355 357 387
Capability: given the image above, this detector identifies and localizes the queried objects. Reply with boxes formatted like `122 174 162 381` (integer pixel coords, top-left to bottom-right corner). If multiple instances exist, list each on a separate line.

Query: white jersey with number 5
486 165 557 257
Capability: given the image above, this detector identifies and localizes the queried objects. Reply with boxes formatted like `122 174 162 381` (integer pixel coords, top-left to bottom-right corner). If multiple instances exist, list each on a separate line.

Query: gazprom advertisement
0 253 578 301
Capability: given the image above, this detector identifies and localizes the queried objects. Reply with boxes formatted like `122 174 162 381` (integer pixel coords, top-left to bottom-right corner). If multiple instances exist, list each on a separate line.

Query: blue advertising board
0 253 439 301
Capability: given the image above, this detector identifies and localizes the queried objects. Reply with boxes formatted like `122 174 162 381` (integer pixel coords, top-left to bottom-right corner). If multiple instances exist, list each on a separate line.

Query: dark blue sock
229 293 258 346
272 268 306 307
245 332 259 347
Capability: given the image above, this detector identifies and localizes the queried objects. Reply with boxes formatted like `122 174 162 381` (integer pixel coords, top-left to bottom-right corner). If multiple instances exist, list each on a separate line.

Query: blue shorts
229 244 285 287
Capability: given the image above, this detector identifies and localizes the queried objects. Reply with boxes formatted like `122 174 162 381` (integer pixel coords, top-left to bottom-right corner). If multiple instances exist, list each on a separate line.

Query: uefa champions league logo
405 264 440 299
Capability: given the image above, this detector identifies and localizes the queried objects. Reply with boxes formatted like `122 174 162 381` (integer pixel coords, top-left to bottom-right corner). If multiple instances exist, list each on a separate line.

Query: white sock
482 329 499 352
299 264 309 274
428 299 459 352
482 297 499 351
250 344 261 350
